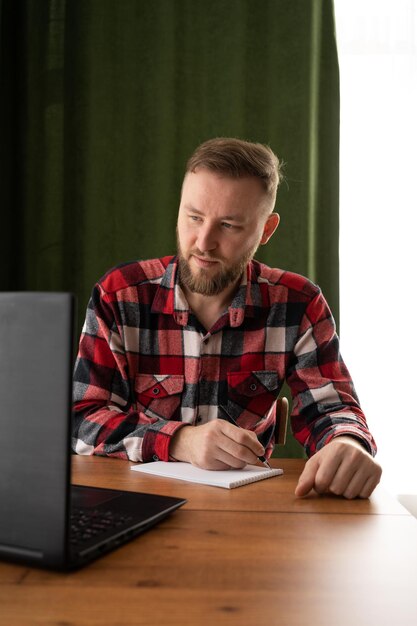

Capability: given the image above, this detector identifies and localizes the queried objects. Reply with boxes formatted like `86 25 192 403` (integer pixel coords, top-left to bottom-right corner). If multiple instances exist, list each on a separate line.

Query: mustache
189 249 224 262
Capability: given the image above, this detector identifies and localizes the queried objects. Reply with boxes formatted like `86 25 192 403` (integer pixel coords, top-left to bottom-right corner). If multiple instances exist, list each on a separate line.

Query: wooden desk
1 457 416 626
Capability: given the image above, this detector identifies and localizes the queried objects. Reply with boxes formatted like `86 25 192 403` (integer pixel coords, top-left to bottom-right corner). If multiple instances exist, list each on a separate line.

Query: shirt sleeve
71 284 186 462
286 289 377 457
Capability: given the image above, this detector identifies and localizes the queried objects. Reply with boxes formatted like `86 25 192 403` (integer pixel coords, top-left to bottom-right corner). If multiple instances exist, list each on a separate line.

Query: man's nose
196 223 217 252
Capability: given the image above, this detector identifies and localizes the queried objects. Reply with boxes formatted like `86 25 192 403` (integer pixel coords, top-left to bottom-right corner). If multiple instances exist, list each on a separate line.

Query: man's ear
260 213 280 245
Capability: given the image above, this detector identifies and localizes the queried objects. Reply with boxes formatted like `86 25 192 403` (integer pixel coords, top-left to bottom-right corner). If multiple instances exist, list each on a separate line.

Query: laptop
0 292 186 570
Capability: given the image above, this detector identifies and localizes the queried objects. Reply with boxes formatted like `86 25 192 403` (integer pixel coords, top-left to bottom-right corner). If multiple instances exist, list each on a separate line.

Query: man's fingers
213 421 265 467
211 446 250 469
295 439 383 499
359 474 381 499
322 458 357 496
295 447 346 497
328 448 382 498
294 456 319 497
172 419 266 470
219 421 265 457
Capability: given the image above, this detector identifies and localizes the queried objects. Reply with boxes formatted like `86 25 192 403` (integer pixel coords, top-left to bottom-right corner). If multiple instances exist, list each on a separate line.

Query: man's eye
190 215 202 222
221 222 234 229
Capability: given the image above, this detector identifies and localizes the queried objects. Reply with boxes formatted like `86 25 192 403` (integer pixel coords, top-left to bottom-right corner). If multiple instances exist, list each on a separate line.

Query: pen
219 406 271 469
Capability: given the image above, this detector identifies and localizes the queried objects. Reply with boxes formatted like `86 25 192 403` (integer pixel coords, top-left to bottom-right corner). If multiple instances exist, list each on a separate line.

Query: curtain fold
1 0 339 458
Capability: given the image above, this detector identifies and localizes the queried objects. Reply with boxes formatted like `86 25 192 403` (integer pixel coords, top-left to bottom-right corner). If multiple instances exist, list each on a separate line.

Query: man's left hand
295 436 382 499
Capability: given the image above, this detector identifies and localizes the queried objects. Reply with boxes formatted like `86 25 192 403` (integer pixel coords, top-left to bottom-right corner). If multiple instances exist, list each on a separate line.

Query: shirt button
250 383 257 391
152 454 159 461
152 387 160 395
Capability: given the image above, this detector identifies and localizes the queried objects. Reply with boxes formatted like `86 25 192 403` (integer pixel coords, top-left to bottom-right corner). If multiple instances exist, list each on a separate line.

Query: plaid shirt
72 256 376 462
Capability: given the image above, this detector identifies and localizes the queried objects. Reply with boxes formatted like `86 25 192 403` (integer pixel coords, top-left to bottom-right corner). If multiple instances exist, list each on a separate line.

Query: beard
176 232 257 296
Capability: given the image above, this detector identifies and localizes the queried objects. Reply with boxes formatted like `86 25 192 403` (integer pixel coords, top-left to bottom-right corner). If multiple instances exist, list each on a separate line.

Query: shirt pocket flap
135 374 184 399
227 370 279 397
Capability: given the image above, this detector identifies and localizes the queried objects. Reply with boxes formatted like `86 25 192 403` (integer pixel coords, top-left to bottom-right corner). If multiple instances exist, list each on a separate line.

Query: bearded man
72 137 381 499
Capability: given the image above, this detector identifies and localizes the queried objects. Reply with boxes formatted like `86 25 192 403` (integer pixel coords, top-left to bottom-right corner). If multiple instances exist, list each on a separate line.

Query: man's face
176 168 278 296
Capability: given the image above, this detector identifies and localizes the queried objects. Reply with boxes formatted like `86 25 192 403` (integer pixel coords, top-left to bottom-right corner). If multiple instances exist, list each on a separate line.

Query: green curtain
0 0 339 458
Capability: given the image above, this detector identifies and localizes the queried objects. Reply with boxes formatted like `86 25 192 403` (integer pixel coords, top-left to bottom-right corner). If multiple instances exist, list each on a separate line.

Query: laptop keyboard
70 507 134 546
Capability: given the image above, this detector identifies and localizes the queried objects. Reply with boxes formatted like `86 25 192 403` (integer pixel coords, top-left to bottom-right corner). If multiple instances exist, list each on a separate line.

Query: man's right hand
169 420 265 470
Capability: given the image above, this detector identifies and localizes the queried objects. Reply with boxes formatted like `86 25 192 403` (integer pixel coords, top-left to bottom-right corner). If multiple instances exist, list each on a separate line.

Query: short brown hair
185 137 281 208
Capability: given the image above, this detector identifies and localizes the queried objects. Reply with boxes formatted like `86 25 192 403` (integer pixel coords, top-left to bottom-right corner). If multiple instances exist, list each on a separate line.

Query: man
72 137 382 499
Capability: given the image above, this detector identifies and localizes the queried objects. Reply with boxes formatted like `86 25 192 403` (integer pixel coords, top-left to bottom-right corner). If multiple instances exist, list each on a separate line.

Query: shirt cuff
321 427 377 457
142 420 190 462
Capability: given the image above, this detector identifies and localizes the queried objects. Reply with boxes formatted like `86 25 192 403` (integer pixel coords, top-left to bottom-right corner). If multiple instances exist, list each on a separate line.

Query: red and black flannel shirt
72 255 376 462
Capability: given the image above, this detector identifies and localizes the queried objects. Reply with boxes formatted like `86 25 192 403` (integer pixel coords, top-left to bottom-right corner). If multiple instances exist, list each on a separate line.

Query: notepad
131 461 283 489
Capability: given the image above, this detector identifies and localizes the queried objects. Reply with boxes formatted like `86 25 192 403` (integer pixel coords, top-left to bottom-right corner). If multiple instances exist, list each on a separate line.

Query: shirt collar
151 256 266 328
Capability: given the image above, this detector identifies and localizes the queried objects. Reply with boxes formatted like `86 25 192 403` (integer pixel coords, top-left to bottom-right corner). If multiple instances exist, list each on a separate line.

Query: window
335 0 417 494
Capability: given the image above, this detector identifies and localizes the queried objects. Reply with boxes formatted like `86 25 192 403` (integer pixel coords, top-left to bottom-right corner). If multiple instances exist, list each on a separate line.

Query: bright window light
334 0 417 495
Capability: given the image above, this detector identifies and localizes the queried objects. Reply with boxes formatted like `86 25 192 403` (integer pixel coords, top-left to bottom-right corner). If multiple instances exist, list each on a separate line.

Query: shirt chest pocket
135 374 184 421
227 370 281 421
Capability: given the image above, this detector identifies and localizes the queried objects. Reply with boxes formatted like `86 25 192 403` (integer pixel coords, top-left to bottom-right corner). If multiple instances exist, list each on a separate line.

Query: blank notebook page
131 461 283 489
